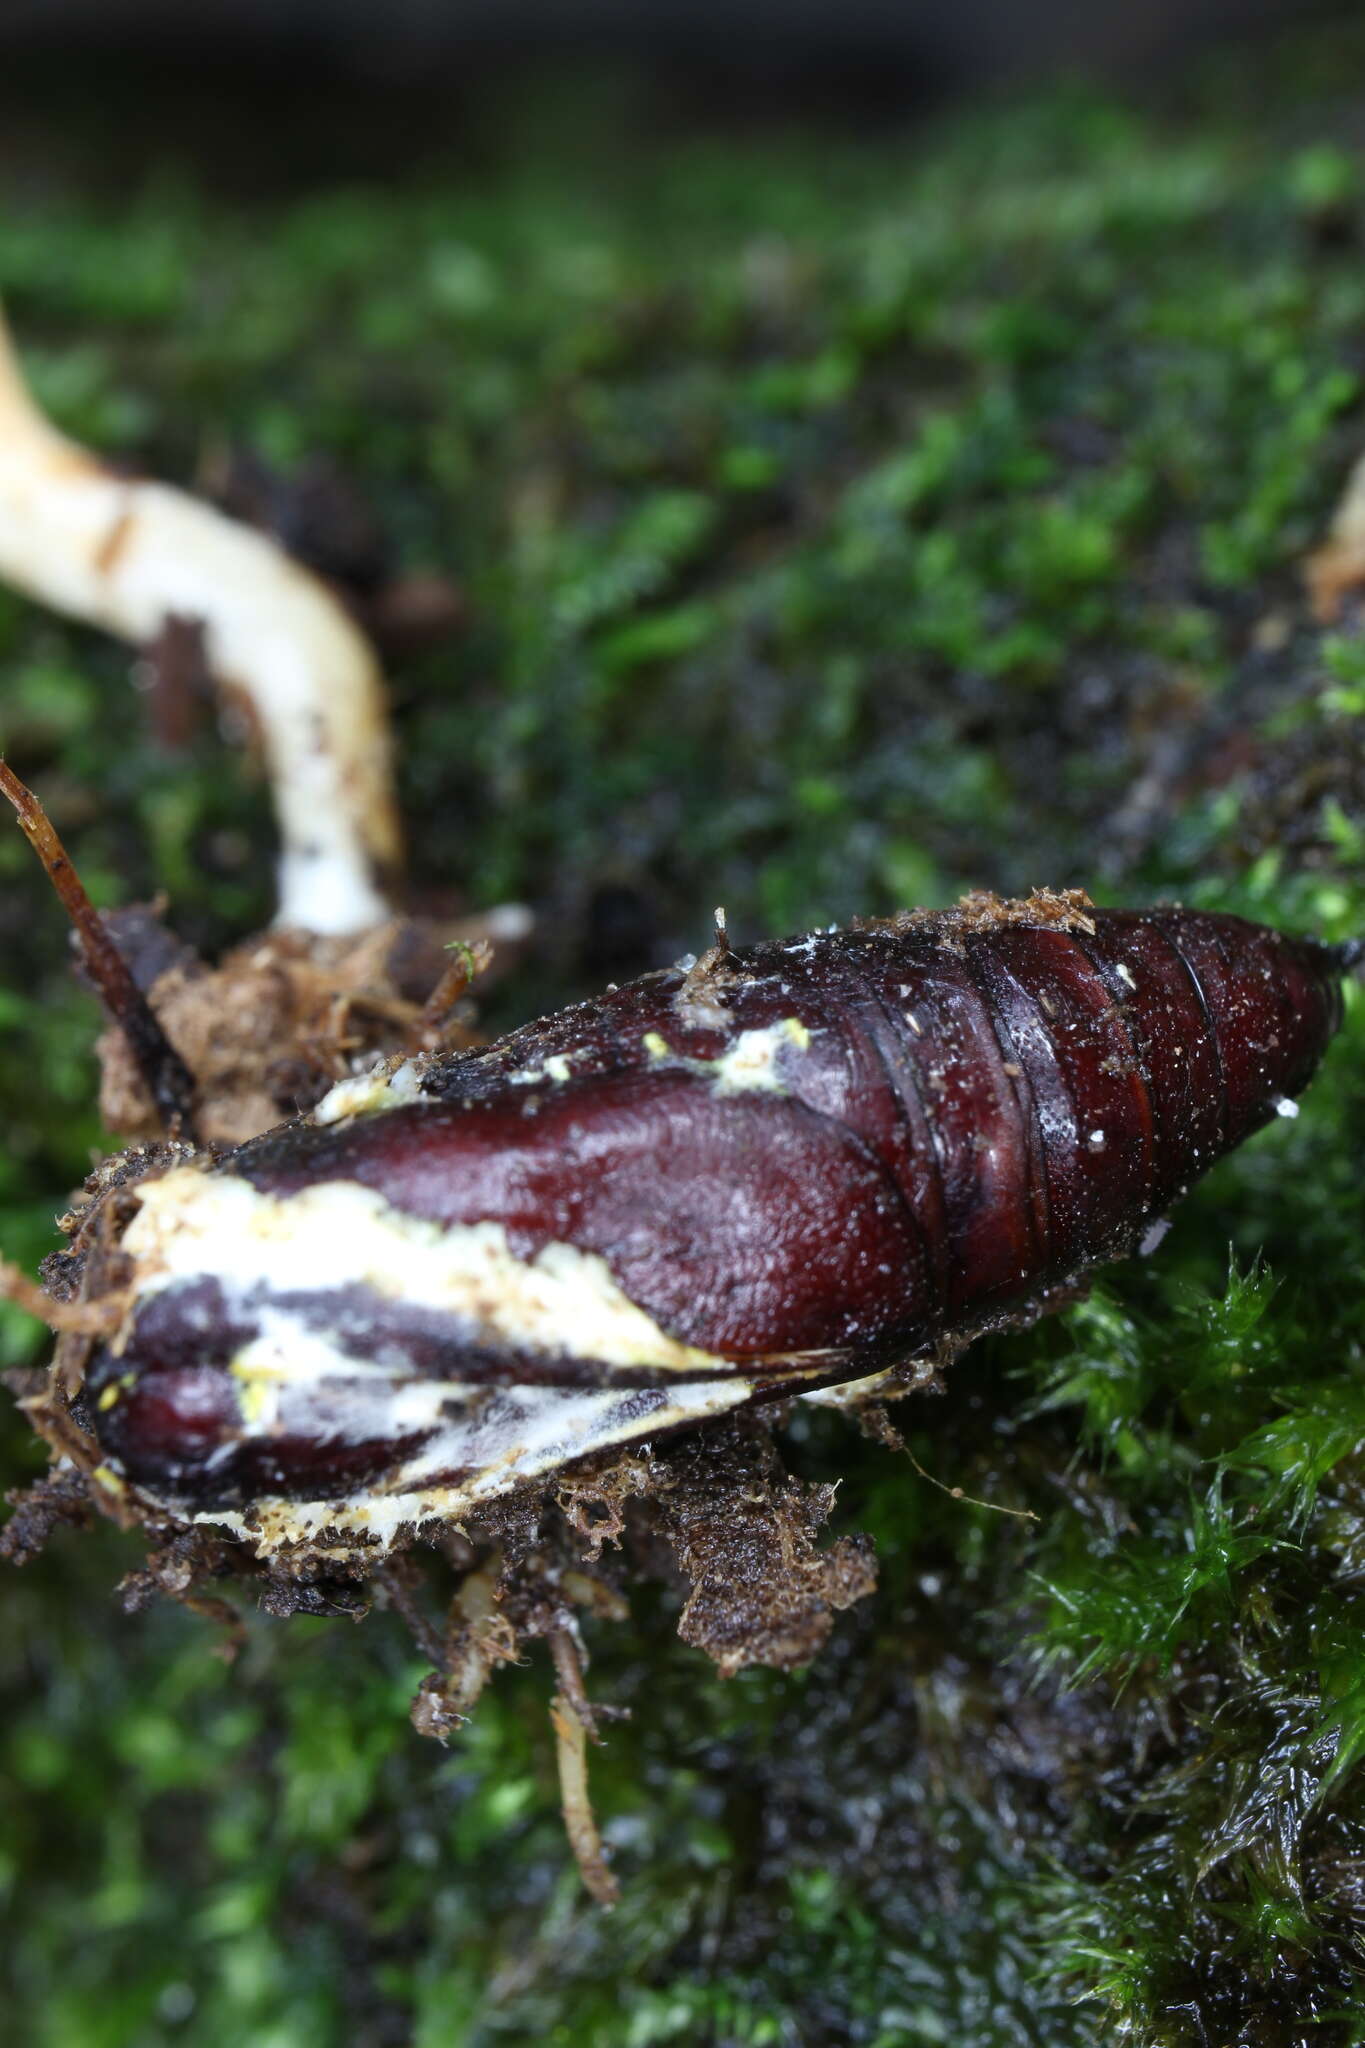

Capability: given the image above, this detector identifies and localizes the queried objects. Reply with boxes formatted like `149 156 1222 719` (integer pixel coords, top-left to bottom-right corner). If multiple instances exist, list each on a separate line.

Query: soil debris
860 886 1099 951
94 911 512 1147
649 1420 878 1678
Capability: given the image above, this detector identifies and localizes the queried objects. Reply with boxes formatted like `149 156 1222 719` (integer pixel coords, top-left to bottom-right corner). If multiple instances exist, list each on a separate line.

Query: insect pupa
46 885 1352 1561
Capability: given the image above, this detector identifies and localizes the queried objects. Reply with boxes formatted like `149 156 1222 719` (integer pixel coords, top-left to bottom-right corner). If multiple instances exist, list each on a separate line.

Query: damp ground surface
6 22 1365 2046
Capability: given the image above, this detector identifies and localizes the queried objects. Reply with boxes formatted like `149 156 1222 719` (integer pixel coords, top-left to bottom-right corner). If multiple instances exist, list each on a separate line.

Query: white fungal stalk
1307 444 1365 621
0 307 400 933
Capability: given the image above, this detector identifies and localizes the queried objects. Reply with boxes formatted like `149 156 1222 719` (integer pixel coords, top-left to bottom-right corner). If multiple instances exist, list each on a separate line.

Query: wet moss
6 21 1365 2046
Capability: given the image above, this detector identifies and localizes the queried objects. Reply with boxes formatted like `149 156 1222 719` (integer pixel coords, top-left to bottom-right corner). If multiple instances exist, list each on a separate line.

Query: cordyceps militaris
1 761 1361 1903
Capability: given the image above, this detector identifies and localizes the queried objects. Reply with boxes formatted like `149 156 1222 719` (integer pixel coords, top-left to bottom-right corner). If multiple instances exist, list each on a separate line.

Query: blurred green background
5 19 1365 2045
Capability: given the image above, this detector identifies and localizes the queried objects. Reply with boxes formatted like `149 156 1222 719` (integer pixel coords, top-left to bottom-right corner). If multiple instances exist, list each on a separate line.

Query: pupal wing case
86 892 1347 1555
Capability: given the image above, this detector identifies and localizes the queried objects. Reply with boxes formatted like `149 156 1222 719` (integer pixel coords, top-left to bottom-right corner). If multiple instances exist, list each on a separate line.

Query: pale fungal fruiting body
77 890 1350 1566
0 309 399 933
1307 442 1365 620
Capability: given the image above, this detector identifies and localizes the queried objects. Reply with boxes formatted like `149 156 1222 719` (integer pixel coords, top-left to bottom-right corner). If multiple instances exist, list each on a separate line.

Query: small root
558 1568 630 1626
901 1447 1039 1523
0 1259 127 1337
410 1556 520 1743
183 1593 247 1660
548 1622 600 1739
550 1688 619 1908
375 1558 446 1667
0 1469 93 1564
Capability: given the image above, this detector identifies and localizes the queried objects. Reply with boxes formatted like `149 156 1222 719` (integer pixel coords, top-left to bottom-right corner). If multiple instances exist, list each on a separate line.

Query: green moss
7 22 1365 2047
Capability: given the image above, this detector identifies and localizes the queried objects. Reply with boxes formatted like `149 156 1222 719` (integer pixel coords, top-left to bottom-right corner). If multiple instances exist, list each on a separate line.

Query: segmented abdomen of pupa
86 893 1346 1552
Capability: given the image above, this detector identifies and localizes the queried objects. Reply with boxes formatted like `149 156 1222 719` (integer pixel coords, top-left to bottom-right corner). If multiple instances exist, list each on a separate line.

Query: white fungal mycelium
642 1016 814 1095
508 1052 576 1087
711 1017 812 1093
204 1373 756 1554
114 1162 847 1555
123 1170 733 1376
311 1059 427 1125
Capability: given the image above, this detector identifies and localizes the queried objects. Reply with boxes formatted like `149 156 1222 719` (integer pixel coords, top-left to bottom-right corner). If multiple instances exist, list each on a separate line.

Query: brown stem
0 760 199 1142
415 937 493 1048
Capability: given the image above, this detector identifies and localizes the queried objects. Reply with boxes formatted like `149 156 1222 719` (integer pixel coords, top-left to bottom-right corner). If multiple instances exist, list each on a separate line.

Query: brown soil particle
650 1419 878 1677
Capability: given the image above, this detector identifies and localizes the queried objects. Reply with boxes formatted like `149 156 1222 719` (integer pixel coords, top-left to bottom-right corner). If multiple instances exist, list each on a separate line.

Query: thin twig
0 760 199 1142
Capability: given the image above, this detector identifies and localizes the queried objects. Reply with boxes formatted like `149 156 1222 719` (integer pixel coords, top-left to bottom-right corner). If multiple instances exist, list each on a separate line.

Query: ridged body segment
85 900 1346 1547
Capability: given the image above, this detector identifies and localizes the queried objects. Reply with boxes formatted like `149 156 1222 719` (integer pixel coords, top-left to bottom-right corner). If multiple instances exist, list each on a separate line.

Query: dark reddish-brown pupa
82 889 1352 1556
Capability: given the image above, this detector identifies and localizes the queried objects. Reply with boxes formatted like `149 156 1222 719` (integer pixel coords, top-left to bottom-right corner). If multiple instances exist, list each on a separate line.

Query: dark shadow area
0 0 1354 191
